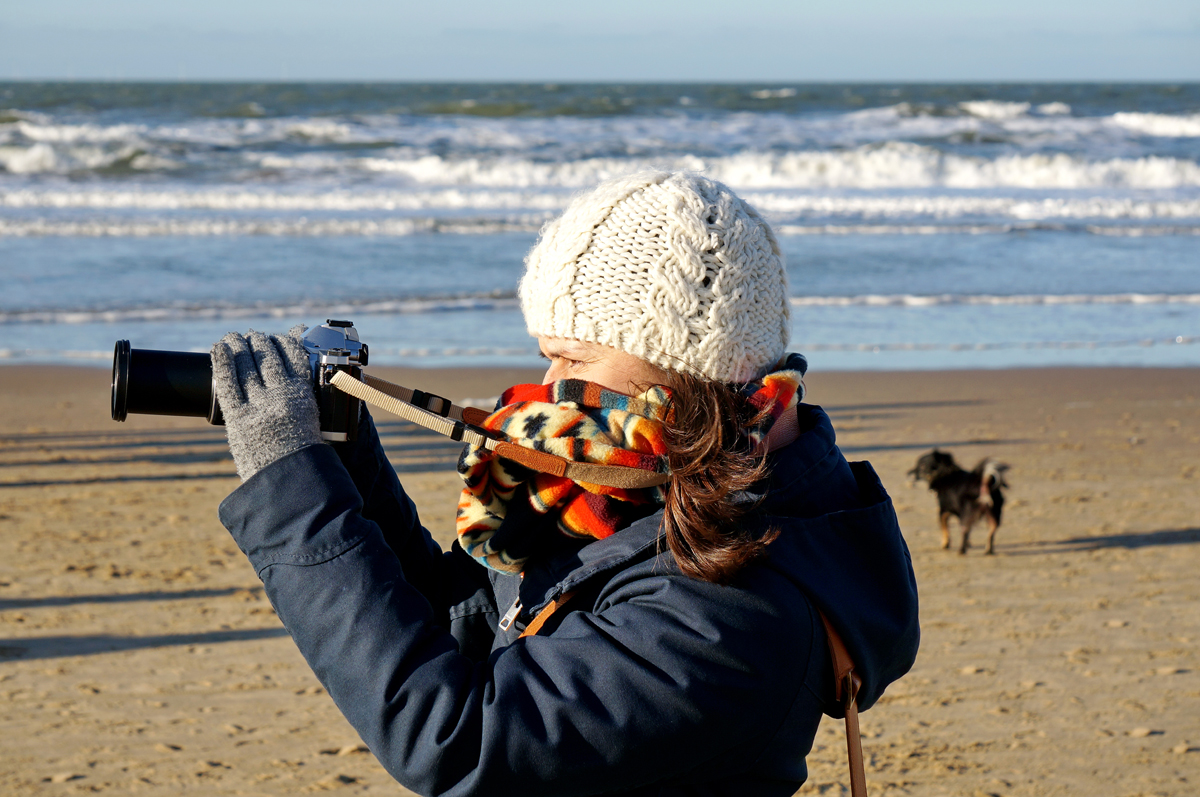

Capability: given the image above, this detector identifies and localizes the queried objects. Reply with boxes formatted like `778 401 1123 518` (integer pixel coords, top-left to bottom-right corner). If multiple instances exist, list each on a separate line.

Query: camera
111 320 367 442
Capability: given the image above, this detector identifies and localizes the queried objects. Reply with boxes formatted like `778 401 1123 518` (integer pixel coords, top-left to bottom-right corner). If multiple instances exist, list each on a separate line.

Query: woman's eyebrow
540 341 596 361
541 344 577 359
557 342 595 357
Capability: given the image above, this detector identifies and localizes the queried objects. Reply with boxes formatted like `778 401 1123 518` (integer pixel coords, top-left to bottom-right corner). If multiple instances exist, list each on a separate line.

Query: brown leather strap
460 406 491 426
518 590 578 638
493 440 568 477
819 611 868 797
490 442 670 489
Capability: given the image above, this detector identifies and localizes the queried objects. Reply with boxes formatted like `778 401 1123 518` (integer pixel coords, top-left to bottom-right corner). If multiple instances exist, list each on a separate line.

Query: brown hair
656 369 781 584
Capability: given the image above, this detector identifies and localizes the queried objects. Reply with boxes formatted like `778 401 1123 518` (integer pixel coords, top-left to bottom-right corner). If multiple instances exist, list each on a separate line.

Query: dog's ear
909 451 935 481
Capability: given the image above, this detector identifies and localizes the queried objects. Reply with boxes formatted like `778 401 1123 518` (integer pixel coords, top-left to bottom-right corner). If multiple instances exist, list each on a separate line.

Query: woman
213 172 919 796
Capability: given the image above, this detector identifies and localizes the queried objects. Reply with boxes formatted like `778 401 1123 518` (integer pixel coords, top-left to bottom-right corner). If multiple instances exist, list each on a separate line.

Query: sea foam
245 146 1200 190
5 292 1197 327
958 101 1031 119
1109 113 1200 138
0 294 521 325
0 217 545 238
6 188 1199 222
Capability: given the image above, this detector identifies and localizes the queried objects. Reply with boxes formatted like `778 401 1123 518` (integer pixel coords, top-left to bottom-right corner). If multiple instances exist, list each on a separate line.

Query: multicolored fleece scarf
455 353 807 573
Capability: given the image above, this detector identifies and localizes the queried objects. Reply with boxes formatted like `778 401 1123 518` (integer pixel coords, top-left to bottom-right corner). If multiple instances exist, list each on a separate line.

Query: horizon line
3 77 1199 86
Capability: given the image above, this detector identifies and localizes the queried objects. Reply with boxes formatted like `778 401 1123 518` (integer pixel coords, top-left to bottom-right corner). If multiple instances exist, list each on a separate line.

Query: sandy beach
1 363 1197 796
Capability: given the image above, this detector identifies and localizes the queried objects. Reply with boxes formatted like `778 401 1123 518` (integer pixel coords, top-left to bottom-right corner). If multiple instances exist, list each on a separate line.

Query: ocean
1 82 1197 372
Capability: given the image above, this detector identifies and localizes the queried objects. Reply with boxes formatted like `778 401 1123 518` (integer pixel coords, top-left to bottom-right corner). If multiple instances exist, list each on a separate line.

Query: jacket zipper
498 598 522 631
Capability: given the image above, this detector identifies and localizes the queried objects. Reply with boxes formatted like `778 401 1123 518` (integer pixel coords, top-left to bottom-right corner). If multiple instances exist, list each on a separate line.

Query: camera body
111 320 368 442
300 320 368 442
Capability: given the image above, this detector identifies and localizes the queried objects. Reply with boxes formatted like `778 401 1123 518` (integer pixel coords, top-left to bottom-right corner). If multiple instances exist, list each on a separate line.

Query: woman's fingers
217 330 312 405
211 336 247 407
214 326 318 411
225 331 266 398
278 332 313 381
248 330 291 390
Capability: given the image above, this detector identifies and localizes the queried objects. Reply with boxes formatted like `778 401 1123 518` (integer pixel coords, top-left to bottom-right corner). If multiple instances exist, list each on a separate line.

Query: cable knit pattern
519 171 790 383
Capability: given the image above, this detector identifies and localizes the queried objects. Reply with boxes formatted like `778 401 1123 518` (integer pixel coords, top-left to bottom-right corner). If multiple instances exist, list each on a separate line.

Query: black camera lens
111 341 223 425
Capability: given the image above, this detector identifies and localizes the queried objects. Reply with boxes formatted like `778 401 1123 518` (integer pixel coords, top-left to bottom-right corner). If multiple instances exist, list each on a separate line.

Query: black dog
908 450 1010 555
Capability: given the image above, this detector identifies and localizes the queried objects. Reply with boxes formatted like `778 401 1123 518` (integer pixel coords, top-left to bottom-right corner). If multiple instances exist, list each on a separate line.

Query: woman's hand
211 328 323 481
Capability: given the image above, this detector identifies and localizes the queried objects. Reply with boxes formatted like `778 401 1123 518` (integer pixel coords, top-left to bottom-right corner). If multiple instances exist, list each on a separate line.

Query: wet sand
1 365 1197 796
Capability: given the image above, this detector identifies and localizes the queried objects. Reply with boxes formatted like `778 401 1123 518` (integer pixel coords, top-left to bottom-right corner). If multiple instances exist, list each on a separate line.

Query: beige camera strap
328 371 669 490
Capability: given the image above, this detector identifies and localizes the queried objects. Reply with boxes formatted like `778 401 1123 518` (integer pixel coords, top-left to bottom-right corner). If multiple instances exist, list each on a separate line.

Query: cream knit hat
519 171 790 383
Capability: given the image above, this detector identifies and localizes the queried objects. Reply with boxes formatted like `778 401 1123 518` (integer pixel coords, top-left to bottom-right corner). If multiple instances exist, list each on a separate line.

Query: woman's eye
541 352 588 370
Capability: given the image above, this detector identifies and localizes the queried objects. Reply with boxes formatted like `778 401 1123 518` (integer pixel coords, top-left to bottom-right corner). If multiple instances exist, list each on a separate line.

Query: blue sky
1 0 1197 82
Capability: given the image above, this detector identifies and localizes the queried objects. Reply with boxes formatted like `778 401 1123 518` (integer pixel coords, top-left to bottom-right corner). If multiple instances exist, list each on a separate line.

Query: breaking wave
0 294 521 325
0 344 537 361
5 188 1200 222
246 146 1200 190
0 188 571 212
753 194 1200 220
0 141 179 174
6 292 1198 327
5 217 1197 238
797 336 1198 352
5 336 1195 366
957 100 1033 120
1109 112 1200 138
5 110 1200 184
0 217 546 237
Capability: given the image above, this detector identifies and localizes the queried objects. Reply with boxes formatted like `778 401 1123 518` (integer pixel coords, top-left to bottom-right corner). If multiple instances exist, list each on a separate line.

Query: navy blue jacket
219 404 919 797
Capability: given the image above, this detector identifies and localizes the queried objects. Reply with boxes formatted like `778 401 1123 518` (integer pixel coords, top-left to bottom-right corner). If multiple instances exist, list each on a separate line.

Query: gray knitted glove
212 329 323 482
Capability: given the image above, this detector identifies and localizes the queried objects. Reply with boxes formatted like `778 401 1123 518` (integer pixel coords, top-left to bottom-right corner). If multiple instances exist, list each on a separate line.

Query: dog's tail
977 459 1010 506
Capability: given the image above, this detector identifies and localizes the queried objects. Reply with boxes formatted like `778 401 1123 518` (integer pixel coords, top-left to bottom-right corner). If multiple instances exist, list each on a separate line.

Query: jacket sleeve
330 412 499 656
219 444 821 797
331 409 445 591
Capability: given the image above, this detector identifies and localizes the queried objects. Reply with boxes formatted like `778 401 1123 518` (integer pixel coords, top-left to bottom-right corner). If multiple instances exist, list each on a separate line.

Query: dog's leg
959 512 977 555
985 512 1000 555
939 512 952 550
